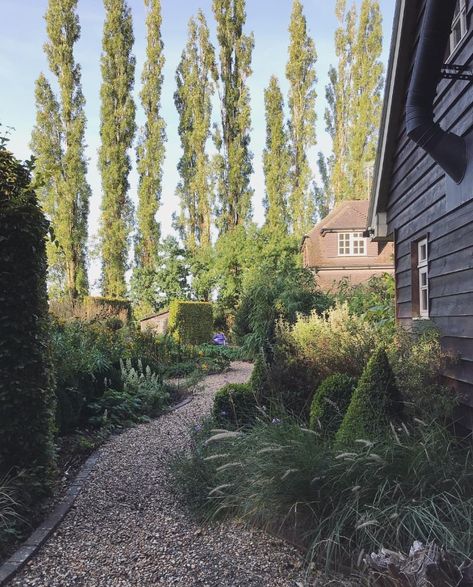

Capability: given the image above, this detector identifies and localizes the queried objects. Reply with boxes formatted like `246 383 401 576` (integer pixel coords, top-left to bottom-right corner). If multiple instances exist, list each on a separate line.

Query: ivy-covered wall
168 301 213 345
0 145 56 492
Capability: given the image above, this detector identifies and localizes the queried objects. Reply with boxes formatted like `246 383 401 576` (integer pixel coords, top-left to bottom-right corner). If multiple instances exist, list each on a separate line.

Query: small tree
0 141 56 494
335 347 403 447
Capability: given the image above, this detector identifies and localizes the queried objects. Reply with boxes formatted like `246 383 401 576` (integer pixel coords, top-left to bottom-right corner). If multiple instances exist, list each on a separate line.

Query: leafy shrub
173 417 473 571
389 327 456 422
289 303 380 379
309 374 356 438
87 389 143 429
120 358 170 416
169 300 213 345
234 264 333 359
213 383 258 429
336 273 395 331
0 144 55 492
335 347 403 447
249 353 270 398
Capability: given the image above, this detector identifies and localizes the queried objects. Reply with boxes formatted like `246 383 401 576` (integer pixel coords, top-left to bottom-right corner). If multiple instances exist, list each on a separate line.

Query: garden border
0 396 194 586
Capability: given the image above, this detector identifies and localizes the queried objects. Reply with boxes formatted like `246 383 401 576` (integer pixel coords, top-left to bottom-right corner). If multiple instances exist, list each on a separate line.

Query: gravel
11 362 313 587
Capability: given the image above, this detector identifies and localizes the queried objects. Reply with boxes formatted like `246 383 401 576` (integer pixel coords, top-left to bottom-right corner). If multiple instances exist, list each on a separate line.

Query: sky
0 0 396 292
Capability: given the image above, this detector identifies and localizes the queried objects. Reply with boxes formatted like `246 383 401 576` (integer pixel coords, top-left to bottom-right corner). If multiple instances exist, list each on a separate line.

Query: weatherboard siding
385 1 473 415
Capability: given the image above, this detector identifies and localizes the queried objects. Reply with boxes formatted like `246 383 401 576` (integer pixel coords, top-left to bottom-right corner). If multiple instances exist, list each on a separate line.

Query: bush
0 144 56 493
234 264 333 359
309 374 356 438
335 347 404 447
49 296 131 323
213 383 258 429
389 327 456 422
289 303 381 379
168 300 213 345
249 354 270 398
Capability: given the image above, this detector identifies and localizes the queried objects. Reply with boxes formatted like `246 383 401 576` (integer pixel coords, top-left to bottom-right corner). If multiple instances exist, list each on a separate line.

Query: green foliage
309 373 356 438
213 383 257 429
234 259 332 359
288 302 379 379
212 0 254 232
173 417 473 571
99 0 136 297
0 144 56 493
31 0 90 300
326 0 384 203
389 327 456 422
286 0 317 234
249 354 270 399
335 347 403 447
134 0 166 277
336 273 395 332
169 300 213 345
175 11 215 253
120 358 170 416
263 75 291 235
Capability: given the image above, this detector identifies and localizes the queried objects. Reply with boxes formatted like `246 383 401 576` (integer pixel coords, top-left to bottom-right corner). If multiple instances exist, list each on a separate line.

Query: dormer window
449 0 468 57
338 232 367 256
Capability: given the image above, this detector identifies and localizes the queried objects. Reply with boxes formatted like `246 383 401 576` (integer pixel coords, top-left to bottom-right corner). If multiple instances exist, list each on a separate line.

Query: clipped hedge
168 300 212 345
310 373 356 438
83 296 131 322
213 383 258 429
335 347 404 447
0 146 56 492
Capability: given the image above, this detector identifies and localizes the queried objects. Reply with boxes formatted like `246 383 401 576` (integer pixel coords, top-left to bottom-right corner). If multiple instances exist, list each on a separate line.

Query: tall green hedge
0 145 56 492
168 300 213 345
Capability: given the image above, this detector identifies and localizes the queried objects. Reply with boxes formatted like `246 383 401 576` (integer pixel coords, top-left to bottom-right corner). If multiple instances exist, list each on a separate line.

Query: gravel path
11 362 310 587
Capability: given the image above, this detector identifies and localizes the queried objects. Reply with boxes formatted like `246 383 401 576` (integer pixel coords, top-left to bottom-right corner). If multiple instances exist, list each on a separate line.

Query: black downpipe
406 0 467 184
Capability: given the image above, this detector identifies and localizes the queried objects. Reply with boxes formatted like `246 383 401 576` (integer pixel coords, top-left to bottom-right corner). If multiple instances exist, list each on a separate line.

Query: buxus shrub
213 383 258 429
168 300 213 345
310 373 357 438
335 347 404 447
0 145 56 493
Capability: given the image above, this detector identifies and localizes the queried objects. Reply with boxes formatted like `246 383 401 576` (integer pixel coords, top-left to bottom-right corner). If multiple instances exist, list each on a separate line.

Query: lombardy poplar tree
212 0 254 233
31 0 90 300
175 11 216 252
324 0 383 203
131 0 165 316
99 0 136 298
286 0 317 236
263 75 291 235
135 0 165 272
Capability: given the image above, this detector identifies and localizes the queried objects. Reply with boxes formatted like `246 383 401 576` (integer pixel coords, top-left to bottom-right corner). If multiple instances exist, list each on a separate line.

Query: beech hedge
168 300 213 345
0 146 56 493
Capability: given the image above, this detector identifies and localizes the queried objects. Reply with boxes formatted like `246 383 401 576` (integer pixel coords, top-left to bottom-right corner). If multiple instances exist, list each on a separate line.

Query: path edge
0 395 194 586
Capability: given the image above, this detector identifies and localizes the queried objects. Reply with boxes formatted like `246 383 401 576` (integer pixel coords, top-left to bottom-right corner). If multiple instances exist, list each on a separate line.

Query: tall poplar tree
31 0 90 300
175 11 216 252
263 75 290 235
212 0 254 233
324 0 383 203
99 0 136 298
131 0 165 315
286 0 317 236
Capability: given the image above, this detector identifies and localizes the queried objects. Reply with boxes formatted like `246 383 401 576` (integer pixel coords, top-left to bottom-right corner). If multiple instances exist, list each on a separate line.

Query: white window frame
417 238 429 318
338 232 367 257
449 0 468 57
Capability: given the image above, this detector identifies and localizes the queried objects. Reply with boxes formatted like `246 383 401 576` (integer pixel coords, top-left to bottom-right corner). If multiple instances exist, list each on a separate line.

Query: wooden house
301 200 394 292
367 0 473 426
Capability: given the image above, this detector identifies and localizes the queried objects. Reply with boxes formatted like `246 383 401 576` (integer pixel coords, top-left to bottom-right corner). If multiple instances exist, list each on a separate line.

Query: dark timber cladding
368 0 473 428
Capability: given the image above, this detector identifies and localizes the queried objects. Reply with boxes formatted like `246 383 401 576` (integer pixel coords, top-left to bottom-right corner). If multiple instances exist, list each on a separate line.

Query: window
449 0 468 56
417 238 429 318
338 232 367 256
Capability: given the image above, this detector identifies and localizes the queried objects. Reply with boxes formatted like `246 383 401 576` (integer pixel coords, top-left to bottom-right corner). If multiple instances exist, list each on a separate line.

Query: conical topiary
309 373 357 439
335 347 403 447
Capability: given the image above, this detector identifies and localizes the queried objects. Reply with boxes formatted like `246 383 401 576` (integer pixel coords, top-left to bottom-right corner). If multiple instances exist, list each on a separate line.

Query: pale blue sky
0 0 395 290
